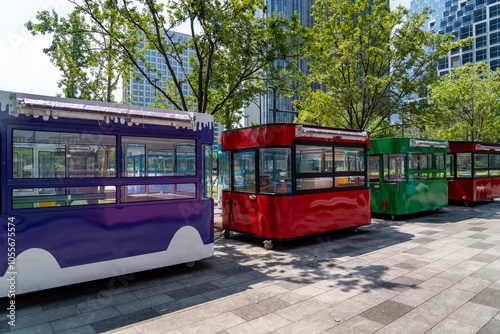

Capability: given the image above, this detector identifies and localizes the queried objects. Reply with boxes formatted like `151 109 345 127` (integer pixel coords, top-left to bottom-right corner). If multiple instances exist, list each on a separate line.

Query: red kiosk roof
221 124 370 150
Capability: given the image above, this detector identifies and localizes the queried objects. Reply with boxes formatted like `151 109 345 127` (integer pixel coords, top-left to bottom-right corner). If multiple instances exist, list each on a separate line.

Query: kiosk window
456 153 472 178
369 156 380 183
121 183 196 203
259 148 291 194
490 154 500 176
219 152 231 190
296 145 332 173
335 147 365 172
447 154 455 178
431 153 445 170
233 151 256 193
202 145 213 199
409 153 428 170
383 154 406 183
474 153 489 178
13 130 116 179
122 137 195 177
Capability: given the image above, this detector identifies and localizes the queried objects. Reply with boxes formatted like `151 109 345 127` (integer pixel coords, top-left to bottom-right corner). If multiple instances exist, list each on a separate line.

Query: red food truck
448 141 500 205
220 124 371 249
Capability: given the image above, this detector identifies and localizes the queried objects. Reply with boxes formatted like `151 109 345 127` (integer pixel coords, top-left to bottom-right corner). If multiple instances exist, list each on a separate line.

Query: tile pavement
1 202 500 333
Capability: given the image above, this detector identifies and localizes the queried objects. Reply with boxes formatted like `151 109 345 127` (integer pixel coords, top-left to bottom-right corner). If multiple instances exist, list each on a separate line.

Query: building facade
244 0 315 126
410 0 500 74
123 31 224 141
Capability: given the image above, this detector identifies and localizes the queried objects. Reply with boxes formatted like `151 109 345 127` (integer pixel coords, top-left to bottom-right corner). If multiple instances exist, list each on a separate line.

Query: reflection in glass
456 153 472 178
233 151 256 193
297 177 333 190
383 154 406 183
259 148 291 194
336 176 365 187
296 145 332 173
335 147 365 172
369 156 380 183
121 183 196 202
13 186 116 209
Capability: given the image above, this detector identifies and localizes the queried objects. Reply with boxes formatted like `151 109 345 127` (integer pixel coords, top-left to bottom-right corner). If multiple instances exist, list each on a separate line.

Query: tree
428 62 500 142
60 0 303 128
293 0 472 133
26 5 133 102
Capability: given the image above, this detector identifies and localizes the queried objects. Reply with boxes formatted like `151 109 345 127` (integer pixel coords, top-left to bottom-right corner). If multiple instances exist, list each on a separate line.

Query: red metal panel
221 124 370 150
223 190 371 240
449 141 500 153
448 178 500 202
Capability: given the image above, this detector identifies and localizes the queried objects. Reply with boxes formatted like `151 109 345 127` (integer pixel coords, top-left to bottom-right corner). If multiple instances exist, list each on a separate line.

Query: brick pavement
1 202 500 333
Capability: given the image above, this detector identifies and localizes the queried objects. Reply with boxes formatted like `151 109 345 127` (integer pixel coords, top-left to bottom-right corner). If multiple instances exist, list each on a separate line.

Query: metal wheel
263 240 273 250
186 261 196 268
391 214 395 221
223 230 230 239
353 227 359 233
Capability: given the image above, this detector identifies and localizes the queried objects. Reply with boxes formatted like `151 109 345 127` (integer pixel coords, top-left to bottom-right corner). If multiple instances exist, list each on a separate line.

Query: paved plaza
2 202 500 334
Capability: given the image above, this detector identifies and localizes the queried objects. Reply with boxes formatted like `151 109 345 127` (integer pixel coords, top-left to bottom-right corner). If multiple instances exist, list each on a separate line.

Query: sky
0 0 412 98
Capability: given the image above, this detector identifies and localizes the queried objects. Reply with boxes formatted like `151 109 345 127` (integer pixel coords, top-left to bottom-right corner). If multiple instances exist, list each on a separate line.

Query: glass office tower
410 0 500 73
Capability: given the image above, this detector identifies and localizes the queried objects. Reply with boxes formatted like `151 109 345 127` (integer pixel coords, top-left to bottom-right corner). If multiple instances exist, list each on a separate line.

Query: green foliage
428 62 500 142
62 0 303 129
26 5 133 102
293 0 472 132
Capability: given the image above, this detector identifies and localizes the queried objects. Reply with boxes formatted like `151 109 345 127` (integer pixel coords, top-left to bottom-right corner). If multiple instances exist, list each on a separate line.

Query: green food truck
369 138 449 219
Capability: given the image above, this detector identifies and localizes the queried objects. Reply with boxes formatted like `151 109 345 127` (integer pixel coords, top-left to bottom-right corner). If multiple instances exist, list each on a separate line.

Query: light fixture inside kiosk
410 139 449 149
476 144 500 152
14 98 193 127
295 125 368 140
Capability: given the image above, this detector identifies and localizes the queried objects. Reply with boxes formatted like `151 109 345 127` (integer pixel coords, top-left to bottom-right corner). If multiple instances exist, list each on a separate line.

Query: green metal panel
369 137 448 215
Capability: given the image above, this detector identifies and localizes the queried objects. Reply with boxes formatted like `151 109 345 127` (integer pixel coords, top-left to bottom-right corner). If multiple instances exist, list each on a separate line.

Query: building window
491 45 500 58
451 56 461 67
491 31 500 45
476 22 486 36
491 59 500 70
476 35 487 48
491 18 500 31
491 4 500 18
460 25 473 39
438 57 449 70
462 52 474 64
474 8 486 22
476 49 487 61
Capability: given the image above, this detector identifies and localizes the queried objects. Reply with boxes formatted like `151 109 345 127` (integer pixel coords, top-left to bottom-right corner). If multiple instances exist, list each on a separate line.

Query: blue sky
0 0 411 98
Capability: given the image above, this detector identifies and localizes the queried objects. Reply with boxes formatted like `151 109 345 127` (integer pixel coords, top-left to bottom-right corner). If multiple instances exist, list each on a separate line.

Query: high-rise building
244 0 315 126
410 0 500 74
123 31 224 141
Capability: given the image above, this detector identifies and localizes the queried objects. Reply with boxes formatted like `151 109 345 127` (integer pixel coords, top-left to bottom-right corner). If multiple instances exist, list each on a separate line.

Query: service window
447 154 455 179
456 153 472 178
202 145 213 199
121 183 196 203
13 130 116 179
296 145 332 173
474 153 489 178
259 148 291 194
334 146 366 188
383 154 406 183
369 156 380 183
233 151 256 193
489 154 500 176
409 152 428 181
122 137 195 177
219 151 231 190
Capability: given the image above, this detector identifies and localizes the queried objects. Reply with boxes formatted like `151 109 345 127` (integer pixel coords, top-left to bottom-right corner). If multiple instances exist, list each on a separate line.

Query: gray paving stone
275 298 330 322
359 300 414 325
470 288 500 308
470 267 500 282
114 293 174 315
232 297 290 321
394 260 430 271
469 242 498 250
57 325 97 334
76 292 138 313
12 306 80 330
449 301 498 328
166 282 220 301
469 233 491 239
9 323 53 334
426 318 480 334
225 313 290 334
50 307 120 332
1 320 10 333
323 315 384 334
477 317 500 334
374 316 432 334
468 227 489 232
453 276 492 293
154 295 209 316
390 287 439 307
91 308 159 333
